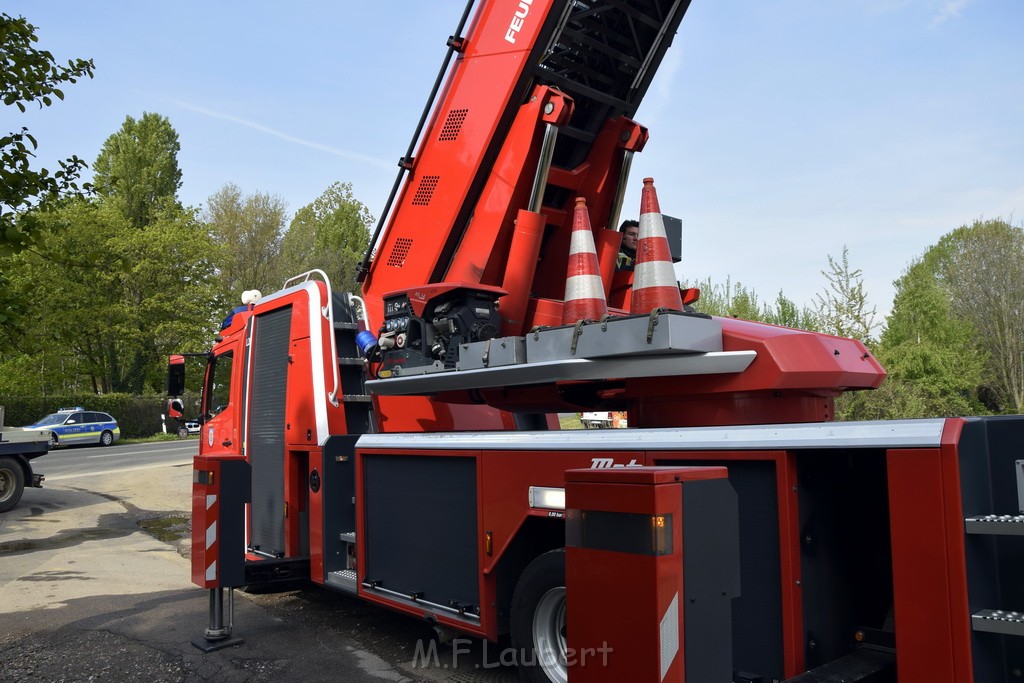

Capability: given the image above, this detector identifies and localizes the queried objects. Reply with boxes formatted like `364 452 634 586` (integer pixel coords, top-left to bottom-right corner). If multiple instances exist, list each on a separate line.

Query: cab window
204 351 234 418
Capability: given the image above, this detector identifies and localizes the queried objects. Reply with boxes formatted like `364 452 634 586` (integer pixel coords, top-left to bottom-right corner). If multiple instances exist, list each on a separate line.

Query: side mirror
167 355 186 396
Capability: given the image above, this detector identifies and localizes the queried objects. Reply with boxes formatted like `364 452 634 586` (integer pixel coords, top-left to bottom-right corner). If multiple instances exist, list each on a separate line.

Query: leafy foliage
1 13 94 255
93 112 182 229
205 182 286 302
687 277 818 330
814 245 878 344
5 198 220 394
277 182 373 290
836 255 987 420
929 218 1024 413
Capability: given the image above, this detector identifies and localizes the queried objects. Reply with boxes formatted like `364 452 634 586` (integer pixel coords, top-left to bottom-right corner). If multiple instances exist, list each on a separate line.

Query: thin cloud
172 100 394 170
930 0 971 27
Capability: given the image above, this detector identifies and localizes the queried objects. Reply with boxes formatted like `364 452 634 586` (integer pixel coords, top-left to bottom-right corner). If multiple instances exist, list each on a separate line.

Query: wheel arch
492 515 565 638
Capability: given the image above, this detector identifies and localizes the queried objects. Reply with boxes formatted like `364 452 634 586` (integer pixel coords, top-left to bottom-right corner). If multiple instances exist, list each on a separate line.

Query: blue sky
10 1 1023 320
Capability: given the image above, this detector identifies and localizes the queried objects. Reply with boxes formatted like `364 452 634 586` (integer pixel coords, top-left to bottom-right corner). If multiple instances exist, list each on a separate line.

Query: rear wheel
100 430 113 446
0 456 25 513
510 549 567 683
177 426 189 439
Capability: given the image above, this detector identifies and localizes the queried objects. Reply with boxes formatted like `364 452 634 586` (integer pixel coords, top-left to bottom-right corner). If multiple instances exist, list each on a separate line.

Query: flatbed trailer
0 408 50 512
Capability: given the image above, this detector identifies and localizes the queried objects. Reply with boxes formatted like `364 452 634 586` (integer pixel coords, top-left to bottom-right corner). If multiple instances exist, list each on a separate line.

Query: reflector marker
206 520 217 550
660 592 679 680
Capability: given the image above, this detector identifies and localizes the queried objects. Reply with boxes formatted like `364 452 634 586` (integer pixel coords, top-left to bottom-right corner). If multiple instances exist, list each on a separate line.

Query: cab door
200 347 239 456
64 412 88 443
81 412 100 443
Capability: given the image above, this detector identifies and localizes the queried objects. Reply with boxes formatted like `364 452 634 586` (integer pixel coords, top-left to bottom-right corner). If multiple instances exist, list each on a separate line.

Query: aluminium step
972 609 1024 637
964 514 1024 536
325 569 358 594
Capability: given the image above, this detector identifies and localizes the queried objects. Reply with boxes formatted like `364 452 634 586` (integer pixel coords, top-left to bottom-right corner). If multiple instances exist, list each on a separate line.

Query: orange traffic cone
561 197 609 325
631 178 683 313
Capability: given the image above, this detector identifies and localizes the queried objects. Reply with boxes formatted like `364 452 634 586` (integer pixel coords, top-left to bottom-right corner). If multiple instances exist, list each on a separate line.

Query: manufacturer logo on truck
591 457 641 468
504 0 533 44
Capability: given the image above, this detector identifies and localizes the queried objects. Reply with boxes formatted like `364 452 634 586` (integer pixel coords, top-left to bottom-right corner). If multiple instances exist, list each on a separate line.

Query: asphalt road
1 440 518 683
38 438 197 481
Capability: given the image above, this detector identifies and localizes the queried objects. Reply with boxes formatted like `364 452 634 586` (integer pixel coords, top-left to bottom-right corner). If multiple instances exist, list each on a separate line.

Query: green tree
929 218 1024 413
277 182 374 289
838 256 986 421
687 277 817 329
93 112 182 229
6 199 219 394
205 183 286 301
815 246 878 344
687 276 765 320
763 290 820 331
1 13 94 256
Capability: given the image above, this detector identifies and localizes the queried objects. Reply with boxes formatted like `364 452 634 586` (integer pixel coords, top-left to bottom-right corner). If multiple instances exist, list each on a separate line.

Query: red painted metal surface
939 419 973 681
565 466 728 682
886 431 972 683
308 448 325 584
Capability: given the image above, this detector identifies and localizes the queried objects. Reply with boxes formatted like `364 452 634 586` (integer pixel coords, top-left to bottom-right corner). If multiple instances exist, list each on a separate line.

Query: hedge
0 392 199 439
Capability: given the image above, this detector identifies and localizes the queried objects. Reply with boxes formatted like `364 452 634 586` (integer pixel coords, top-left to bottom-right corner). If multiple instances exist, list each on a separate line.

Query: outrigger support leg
192 587 243 652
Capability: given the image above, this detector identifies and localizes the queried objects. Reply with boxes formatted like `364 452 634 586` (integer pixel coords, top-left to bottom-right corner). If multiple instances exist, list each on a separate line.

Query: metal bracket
646 308 662 343
481 338 492 367
570 320 586 355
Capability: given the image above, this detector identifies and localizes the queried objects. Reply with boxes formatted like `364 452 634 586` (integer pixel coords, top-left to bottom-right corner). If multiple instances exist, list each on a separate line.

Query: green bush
0 393 197 438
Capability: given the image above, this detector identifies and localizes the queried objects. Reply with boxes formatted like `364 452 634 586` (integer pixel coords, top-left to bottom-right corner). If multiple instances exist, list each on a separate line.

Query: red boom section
362 0 564 324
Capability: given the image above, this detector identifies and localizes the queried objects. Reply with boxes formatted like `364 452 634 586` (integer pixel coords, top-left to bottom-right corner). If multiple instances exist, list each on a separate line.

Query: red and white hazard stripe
562 197 609 325
632 178 683 314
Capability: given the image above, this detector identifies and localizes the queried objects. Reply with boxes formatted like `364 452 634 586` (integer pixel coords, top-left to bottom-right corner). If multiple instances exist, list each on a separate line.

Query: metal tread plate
965 514 1024 536
973 609 1024 637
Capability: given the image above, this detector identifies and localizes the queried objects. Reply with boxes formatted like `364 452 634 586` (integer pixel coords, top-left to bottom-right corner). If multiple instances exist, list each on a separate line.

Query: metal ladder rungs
338 357 364 366
965 514 1024 536
973 609 1024 637
342 394 373 404
333 321 359 330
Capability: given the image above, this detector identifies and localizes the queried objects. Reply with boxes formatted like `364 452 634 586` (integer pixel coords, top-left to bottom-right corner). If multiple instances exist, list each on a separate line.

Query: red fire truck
173 1 1024 681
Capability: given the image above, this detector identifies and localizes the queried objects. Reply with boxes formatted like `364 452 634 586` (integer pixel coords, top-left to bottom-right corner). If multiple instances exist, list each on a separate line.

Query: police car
28 407 121 447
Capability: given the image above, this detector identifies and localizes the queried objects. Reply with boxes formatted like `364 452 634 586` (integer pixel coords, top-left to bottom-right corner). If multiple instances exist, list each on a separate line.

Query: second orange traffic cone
561 197 609 325
631 177 683 314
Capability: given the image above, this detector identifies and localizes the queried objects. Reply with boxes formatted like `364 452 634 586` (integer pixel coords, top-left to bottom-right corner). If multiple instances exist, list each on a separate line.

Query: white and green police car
28 408 120 447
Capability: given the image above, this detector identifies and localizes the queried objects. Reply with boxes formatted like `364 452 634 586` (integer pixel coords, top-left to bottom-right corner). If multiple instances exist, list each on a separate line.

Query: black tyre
0 456 26 513
100 430 114 446
177 426 189 439
510 549 567 683
49 431 58 448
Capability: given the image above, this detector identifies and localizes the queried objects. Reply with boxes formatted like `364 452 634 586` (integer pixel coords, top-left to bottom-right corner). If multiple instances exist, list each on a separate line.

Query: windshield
33 413 68 427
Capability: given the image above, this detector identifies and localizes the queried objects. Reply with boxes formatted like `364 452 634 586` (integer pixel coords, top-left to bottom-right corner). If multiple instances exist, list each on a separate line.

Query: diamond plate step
965 514 1024 536
972 609 1024 637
